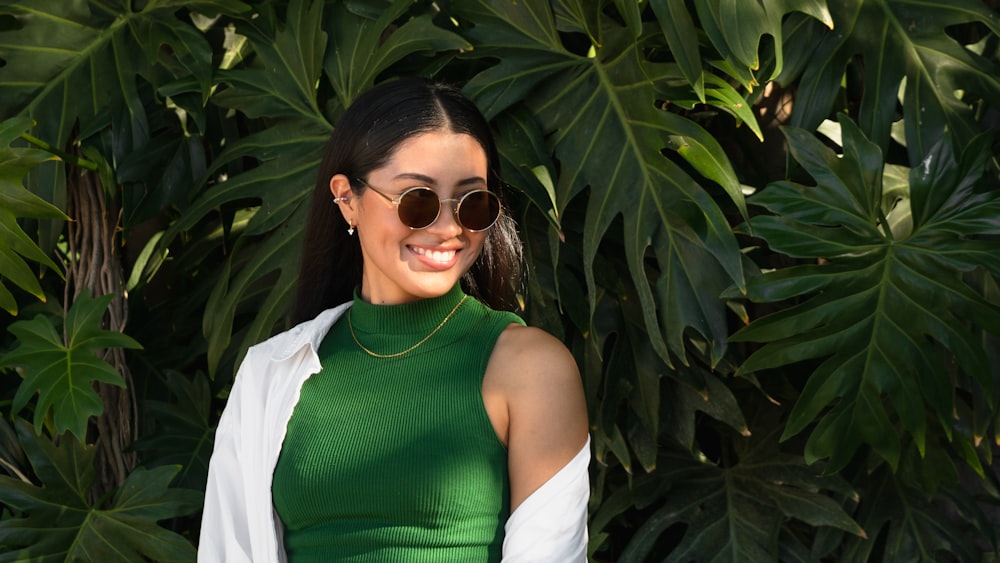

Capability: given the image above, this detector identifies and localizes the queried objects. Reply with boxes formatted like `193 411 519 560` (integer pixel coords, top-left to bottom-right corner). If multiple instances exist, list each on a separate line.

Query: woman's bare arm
484 324 589 511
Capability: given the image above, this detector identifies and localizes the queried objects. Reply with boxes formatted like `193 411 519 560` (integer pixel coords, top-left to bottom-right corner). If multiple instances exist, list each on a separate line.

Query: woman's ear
330 174 356 223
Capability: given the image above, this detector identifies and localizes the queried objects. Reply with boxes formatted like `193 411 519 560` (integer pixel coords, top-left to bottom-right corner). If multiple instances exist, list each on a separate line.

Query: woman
199 77 590 562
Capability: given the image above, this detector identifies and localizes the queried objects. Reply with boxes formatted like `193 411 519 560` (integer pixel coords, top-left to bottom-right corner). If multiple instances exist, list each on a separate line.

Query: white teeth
412 247 456 263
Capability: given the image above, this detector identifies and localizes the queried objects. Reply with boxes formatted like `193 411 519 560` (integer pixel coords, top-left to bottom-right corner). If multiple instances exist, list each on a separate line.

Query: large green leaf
785 0 1000 160
0 0 250 121
211 0 328 123
0 292 142 440
455 0 747 367
131 371 215 490
841 465 997 561
325 0 472 107
0 0 233 265
503 112 751 474
0 0 249 248
0 420 201 562
580 280 750 474
650 0 833 96
600 430 862 561
167 124 327 376
0 117 67 315
730 115 1000 472
649 0 707 99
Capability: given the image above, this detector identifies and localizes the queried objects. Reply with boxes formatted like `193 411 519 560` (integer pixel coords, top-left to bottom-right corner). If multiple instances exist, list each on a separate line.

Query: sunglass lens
398 188 440 229
458 191 501 231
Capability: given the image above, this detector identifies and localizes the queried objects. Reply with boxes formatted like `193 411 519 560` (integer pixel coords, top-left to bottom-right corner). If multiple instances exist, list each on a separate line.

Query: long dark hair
293 77 523 324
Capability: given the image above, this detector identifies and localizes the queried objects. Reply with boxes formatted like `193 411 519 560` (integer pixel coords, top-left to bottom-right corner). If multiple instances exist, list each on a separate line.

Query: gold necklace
348 294 468 358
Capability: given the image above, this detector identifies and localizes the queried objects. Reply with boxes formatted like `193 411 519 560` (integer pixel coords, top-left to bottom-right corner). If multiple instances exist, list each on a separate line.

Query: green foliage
731 116 1000 474
840 465 999 562
1 292 142 440
0 419 201 562
0 0 998 561
155 0 472 375
650 0 833 98
0 0 249 249
0 117 66 315
456 0 753 370
131 371 215 491
593 426 864 562
782 0 1000 159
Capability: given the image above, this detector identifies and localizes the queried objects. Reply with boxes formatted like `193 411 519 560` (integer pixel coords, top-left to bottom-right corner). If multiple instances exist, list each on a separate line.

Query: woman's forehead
377 132 488 180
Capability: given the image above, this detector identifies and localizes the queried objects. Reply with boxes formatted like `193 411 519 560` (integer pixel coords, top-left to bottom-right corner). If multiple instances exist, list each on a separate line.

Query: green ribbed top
272 285 523 562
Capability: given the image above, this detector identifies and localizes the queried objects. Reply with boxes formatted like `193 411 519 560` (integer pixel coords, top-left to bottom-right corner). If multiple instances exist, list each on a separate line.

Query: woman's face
332 131 491 305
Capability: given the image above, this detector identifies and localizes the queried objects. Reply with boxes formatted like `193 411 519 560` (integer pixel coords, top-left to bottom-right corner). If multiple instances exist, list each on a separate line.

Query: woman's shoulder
489 324 579 391
493 323 564 350
487 323 589 509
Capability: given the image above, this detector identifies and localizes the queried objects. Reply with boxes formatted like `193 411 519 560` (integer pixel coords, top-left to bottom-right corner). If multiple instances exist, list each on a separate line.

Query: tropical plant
1 0 997 561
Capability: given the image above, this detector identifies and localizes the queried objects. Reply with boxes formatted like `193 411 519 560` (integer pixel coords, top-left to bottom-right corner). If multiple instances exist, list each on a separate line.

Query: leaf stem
18 133 99 172
877 206 894 242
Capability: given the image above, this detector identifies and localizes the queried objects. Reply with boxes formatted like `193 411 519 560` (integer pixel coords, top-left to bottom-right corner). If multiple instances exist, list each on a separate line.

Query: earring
334 196 348 203
347 220 355 236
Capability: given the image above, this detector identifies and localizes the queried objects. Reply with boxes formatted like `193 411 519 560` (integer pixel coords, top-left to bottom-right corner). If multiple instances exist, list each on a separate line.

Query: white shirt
198 302 590 562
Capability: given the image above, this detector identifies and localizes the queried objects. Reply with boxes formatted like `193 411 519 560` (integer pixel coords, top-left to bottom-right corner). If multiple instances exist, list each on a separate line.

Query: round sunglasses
355 178 501 232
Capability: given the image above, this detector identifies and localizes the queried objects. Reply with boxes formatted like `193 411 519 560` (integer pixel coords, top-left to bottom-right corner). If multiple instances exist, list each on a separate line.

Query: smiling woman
198 77 591 563
331 131 494 304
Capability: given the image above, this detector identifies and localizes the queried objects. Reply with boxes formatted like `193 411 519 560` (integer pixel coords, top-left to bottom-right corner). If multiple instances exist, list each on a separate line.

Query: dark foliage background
1 0 998 561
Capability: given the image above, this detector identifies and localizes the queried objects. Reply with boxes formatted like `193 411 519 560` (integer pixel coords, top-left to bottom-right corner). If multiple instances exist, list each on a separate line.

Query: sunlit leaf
786 0 1000 160
0 118 66 314
213 0 326 122
662 0 832 90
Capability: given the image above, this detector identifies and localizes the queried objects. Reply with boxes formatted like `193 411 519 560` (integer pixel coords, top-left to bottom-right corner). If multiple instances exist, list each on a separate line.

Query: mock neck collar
348 284 466 336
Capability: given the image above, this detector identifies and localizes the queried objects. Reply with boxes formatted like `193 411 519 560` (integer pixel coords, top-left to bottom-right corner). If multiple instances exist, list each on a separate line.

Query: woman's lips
410 245 459 268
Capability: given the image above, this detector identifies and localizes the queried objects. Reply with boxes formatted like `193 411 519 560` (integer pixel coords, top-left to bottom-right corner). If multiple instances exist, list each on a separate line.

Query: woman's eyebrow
393 172 487 186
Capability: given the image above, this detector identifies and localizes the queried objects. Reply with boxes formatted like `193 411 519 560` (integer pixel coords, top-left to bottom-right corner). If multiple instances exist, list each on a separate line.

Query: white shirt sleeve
197 343 291 563
502 437 591 562
198 363 255 563
197 304 346 563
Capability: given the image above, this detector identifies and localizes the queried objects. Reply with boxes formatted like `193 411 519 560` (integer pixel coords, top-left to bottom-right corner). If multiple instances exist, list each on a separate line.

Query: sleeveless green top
272 285 523 562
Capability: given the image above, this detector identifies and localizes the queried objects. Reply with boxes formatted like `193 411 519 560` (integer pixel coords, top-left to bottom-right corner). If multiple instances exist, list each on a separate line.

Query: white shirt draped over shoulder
198 303 590 562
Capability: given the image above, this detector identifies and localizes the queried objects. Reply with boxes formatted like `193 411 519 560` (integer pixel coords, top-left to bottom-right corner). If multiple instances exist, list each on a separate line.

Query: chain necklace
347 294 468 358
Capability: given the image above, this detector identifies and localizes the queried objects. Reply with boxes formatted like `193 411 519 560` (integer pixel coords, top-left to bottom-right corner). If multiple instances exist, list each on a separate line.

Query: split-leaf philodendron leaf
1 292 143 440
731 115 1000 472
0 420 201 562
